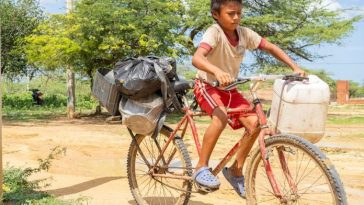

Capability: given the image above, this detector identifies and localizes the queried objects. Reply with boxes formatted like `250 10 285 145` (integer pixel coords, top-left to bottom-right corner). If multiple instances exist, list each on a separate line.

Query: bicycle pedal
194 182 219 194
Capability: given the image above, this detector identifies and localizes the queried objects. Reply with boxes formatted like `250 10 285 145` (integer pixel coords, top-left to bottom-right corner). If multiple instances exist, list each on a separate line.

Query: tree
69 0 189 88
24 0 189 115
349 81 364 98
0 0 44 78
24 16 81 70
183 0 362 72
26 0 189 88
24 14 81 118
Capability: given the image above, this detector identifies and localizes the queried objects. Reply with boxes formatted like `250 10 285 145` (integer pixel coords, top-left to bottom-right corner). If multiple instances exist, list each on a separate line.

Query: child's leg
195 106 228 171
229 115 259 176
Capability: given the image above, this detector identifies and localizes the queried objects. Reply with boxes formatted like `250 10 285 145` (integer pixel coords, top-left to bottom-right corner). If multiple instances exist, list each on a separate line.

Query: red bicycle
127 74 347 205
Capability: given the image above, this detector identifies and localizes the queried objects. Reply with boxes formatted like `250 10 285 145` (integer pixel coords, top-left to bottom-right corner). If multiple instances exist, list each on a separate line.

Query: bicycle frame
151 80 298 200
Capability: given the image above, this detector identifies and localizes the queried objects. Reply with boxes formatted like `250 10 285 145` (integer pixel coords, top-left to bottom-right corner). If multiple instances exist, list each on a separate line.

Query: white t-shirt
197 23 263 83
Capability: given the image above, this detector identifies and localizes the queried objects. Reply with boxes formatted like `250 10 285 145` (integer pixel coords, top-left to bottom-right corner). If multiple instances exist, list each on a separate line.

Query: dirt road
3 116 364 205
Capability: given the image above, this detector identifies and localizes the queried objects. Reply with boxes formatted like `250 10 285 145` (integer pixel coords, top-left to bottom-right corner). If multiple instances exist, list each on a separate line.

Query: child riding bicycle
192 0 305 198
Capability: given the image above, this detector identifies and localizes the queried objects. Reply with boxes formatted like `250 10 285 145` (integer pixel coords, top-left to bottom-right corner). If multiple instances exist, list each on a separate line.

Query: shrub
2 146 89 205
3 92 34 109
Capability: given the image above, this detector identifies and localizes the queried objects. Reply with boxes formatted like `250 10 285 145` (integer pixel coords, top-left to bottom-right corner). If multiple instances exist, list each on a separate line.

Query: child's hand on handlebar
293 68 306 77
214 70 234 87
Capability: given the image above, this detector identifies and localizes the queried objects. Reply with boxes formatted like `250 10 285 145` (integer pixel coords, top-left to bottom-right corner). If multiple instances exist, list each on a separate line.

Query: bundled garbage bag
114 56 177 100
114 56 182 135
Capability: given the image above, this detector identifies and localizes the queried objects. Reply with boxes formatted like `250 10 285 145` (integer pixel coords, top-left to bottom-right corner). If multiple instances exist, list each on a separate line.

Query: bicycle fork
258 129 298 203
251 82 298 202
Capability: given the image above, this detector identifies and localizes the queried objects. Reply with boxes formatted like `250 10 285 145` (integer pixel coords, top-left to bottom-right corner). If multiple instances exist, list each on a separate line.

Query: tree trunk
88 68 101 115
0 24 3 200
92 75 102 115
67 68 76 119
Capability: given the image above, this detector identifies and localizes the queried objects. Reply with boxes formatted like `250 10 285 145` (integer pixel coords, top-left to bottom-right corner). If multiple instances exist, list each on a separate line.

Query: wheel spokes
133 134 191 204
252 143 335 204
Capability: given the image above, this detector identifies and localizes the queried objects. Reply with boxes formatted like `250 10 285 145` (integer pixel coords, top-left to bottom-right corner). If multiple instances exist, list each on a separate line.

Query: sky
298 0 364 83
39 0 364 83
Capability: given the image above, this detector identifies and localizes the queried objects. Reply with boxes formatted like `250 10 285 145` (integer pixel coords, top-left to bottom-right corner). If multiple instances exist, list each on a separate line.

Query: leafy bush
2 74 98 111
2 92 68 110
349 81 364 98
2 92 34 109
76 94 98 110
2 147 89 205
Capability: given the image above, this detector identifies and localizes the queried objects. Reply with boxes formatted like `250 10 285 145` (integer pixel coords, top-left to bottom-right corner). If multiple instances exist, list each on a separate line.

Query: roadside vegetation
2 72 98 122
327 115 364 125
2 147 89 205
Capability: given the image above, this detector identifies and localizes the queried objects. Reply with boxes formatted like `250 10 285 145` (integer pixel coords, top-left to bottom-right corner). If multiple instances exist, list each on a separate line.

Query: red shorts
193 80 256 130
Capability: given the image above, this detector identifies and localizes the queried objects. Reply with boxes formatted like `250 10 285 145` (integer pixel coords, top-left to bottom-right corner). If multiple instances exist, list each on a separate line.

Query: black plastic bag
113 56 177 100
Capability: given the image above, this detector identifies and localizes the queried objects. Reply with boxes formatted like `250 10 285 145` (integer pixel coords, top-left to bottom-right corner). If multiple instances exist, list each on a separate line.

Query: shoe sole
222 168 246 198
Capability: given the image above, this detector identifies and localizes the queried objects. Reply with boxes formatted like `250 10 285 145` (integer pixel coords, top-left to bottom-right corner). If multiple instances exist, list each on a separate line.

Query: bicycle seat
173 79 194 93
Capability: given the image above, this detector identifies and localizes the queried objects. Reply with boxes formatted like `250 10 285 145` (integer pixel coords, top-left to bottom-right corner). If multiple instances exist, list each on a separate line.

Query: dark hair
211 0 242 13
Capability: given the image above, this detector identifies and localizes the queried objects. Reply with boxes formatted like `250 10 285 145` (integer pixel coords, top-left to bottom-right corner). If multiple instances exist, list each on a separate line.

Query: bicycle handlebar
212 73 309 90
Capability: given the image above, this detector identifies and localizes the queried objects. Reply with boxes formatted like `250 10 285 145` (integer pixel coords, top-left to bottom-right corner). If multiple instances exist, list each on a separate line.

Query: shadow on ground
128 198 214 205
46 176 125 197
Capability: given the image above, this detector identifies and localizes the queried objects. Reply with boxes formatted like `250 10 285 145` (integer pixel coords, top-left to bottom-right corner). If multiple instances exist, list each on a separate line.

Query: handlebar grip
283 74 309 82
211 81 219 87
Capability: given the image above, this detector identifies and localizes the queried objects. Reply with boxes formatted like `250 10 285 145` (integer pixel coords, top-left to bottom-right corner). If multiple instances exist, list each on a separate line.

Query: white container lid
273 75 330 104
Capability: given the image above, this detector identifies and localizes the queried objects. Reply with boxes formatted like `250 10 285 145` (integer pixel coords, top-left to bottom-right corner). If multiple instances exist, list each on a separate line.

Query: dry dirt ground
3 115 364 205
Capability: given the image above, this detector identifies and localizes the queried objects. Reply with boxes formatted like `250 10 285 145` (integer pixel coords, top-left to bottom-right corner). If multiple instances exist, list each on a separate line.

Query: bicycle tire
245 134 347 205
127 126 193 205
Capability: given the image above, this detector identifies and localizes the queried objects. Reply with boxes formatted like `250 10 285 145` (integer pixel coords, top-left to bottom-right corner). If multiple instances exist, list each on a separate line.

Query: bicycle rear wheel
127 126 193 205
245 134 347 205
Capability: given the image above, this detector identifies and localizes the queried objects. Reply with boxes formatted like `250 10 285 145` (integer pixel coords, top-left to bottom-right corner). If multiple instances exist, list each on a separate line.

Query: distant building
336 80 364 104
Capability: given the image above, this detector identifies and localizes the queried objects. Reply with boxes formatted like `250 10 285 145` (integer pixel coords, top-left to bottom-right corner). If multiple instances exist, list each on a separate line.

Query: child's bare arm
192 47 234 86
261 40 305 76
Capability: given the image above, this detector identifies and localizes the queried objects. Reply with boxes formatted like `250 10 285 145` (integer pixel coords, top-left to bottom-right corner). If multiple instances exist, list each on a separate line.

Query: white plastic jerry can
268 75 330 143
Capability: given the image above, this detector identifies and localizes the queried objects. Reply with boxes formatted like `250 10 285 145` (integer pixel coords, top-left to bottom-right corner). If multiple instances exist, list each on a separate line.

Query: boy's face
212 2 242 32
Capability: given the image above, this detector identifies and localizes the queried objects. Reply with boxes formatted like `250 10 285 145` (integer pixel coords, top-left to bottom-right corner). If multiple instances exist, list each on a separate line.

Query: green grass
165 112 211 125
328 104 364 113
2 109 66 122
327 115 364 125
2 74 98 117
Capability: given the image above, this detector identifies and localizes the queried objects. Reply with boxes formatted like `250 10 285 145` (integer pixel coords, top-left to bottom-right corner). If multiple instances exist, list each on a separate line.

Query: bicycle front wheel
245 134 347 205
127 126 193 205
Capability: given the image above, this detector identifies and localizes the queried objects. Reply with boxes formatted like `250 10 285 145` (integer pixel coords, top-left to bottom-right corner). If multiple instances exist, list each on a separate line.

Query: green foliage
3 165 49 203
177 64 197 80
182 70 197 80
327 116 364 125
21 0 363 97
2 92 34 109
182 0 213 51
243 0 362 61
349 81 364 98
77 94 98 109
305 68 337 99
24 15 81 70
2 74 98 111
183 0 362 72
307 69 336 88
0 0 44 77
2 146 87 204
2 92 67 110
25 0 190 83
2 146 89 204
